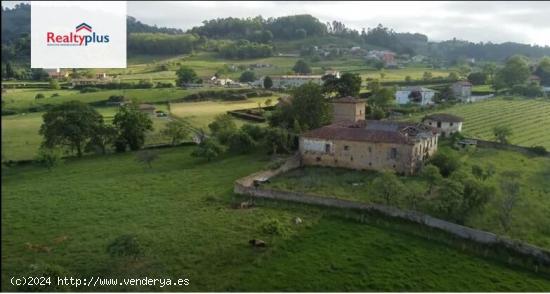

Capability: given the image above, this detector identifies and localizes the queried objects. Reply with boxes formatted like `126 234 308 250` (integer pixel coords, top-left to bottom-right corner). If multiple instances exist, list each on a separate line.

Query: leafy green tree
432 178 464 222
448 72 459 81
228 130 256 154
4 62 15 79
429 150 461 177
460 176 494 218
405 75 412 83
277 83 330 130
208 114 237 143
86 124 117 155
49 79 61 90
239 70 256 82
191 138 226 161
161 120 189 145
495 55 531 87
176 66 198 86
467 72 488 85
264 127 291 155
30 68 49 81
405 182 426 211
534 56 550 85
482 62 497 82
422 71 433 81
493 125 512 144
35 147 63 171
367 79 381 93
112 104 154 151
39 101 104 157
420 164 442 196
498 171 521 232
457 64 471 78
241 123 265 141
371 171 405 205
263 76 273 89
322 72 362 98
292 59 311 74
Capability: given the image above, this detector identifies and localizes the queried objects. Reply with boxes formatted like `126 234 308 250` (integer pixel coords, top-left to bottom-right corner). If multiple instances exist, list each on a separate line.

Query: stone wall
234 160 550 265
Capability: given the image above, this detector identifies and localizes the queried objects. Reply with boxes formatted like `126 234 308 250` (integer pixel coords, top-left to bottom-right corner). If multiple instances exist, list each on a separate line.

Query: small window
368 146 372 152
316 157 321 162
390 148 397 159
429 122 432 126
344 145 350 151
325 144 331 153
350 156 354 161
437 121 442 128
450 122 454 126
368 162 372 166
393 164 396 169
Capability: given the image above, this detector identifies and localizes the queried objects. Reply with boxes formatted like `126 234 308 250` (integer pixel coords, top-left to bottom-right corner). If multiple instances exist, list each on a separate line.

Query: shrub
35 93 45 99
79 87 101 93
107 234 142 259
430 150 461 177
35 147 63 171
529 145 548 155
241 124 265 141
1 109 17 116
228 130 256 154
51 93 60 97
261 218 290 237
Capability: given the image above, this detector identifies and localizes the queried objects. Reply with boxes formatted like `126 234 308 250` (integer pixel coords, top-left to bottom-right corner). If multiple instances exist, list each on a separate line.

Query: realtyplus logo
46 23 110 46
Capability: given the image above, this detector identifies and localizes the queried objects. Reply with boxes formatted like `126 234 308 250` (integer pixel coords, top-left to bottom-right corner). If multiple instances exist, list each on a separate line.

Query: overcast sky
4 1 550 46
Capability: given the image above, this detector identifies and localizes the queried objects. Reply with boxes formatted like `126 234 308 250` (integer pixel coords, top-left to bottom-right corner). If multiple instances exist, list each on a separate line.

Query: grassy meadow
2 146 550 291
401 97 550 149
266 146 550 249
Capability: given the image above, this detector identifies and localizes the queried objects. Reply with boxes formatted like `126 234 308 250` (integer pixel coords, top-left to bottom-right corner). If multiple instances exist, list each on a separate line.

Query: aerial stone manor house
299 97 439 175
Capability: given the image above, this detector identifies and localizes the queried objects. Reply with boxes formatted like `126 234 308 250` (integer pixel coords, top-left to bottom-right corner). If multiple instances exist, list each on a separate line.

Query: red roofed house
299 97 439 175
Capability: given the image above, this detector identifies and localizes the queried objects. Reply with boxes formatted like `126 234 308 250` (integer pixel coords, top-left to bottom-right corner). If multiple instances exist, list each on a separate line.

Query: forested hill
2 3 550 63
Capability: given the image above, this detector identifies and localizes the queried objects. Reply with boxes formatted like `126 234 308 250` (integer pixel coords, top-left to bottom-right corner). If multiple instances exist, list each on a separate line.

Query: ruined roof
302 120 436 144
332 96 366 104
422 113 464 123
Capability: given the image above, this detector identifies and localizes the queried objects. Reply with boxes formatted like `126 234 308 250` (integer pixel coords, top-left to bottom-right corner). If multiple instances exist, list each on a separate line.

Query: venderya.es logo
46 22 110 46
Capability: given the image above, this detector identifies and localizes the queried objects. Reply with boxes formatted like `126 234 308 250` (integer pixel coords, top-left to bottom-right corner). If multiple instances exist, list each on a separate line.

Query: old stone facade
421 113 464 137
299 97 438 175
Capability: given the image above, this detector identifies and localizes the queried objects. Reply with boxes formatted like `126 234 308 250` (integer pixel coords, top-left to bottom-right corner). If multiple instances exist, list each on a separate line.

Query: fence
234 155 550 266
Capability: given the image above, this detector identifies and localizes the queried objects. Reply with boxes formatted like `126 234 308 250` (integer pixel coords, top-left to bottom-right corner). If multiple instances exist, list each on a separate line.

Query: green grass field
1 106 171 161
2 147 550 291
402 97 550 149
266 146 550 249
169 97 276 130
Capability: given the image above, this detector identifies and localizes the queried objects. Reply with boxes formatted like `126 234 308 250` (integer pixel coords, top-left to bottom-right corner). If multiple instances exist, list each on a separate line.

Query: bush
529 145 548 155
261 218 290 237
107 234 142 258
51 93 60 97
35 148 63 171
35 93 45 99
2 109 17 116
228 130 256 154
430 150 461 177
241 124 265 140
79 87 101 93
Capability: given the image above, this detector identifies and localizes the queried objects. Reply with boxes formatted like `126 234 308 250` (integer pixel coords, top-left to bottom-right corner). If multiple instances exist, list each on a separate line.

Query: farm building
138 104 156 115
299 97 439 175
395 86 436 106
421 113 464 137
452 81 473 101
44 68 70 79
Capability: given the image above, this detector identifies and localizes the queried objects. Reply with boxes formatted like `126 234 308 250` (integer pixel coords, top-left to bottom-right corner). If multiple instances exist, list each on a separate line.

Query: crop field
2 147 550 291
169 96 276 130
403 97 550 149
266 146 550 250
1 106 171 161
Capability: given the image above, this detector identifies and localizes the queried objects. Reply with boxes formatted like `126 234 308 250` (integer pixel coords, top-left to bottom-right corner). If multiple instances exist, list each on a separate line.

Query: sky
4 1 550 46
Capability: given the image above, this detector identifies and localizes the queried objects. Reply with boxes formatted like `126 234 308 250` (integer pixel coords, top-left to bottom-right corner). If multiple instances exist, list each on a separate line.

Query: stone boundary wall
234 155 550 265
465 137 549 157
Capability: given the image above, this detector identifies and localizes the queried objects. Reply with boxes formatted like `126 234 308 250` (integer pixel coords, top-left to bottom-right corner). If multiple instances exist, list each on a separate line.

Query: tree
86 124 117 155
239 70 256 82
482 62 497 83
161 120 189 146
322 72 362 98
191 138 226 161
241 123 265 141
263 76 273 89
5 62 15 79
422 71 433 81
264 98 272 107
420 164 442 196
460 176 494 218
467 72 488 85
405 182 426 211
457 64 471 79
432 178 464 222
498 171 521 232
264 127 291 155
274 83 330 130
228 130 256 154
369 87 395 110
176 66 198 86
49 79 61 90
35 147 63 171
35 93 45 99
430 150 460 177
448 72 459 81
405 75 412 83
367 79 381 93
495 55 531 87
534 56 550 85
112 103 154 151
493 125 512 144
292 59 311 74
208 114 237 143
371 171 405 205
135 149 159 169
39 101 104 157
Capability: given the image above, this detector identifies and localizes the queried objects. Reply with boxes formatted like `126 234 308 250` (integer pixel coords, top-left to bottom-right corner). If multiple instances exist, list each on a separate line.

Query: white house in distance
452 81 473 102
395 86 436 106
421 113 464 137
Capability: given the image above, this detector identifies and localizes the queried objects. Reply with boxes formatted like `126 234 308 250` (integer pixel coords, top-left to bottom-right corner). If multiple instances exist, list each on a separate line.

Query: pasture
1 106 171 161
169 97 276 130
2 146 550 291
402 97 550 149
266 146 550 249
